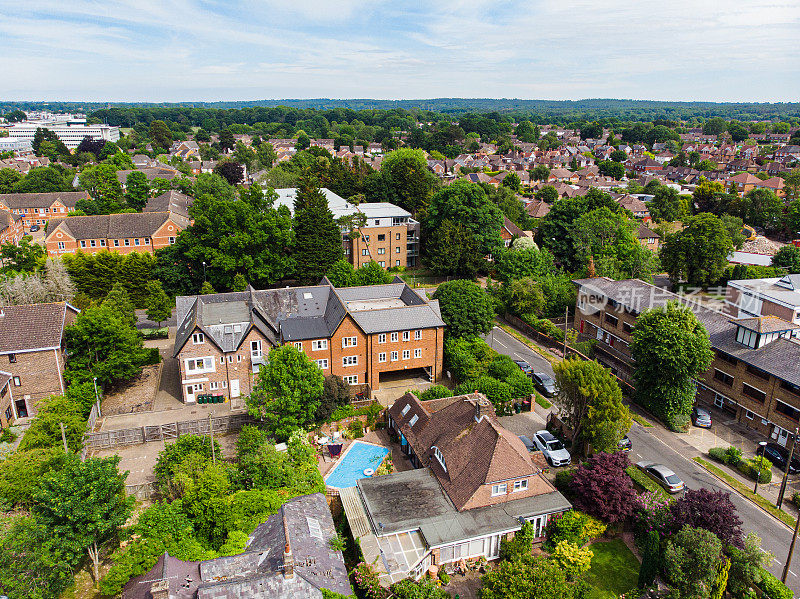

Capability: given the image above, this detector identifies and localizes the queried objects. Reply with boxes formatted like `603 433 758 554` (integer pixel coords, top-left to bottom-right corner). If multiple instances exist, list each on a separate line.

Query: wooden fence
125 482 157 500
83 412 254 451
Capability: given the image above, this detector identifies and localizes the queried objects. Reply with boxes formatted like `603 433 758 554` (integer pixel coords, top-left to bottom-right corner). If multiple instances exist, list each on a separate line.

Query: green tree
598 160 625 180
424 180 504 257
663 526 723 599
0 167 23 193
390 577 449 599
231 272 248 291
148 120 173 151
551 540 593 579
783 169 800 202
536 185 559 203
0 447 70 507
200 281 215 294
772 245 800 273
246 345 325 441
502 172 522 191
571 207 638 267
494 246 554 283
370 148 438 212
295 132 311 151
531 165 551 182
125 170 149 211
638 529 661 588
423 219 484 278
727 533 771 598
506 277 545 317
515 120 539 143
102 281 137 326
432 279 494 339
741 188 783 231
661 213 734 287
648 186 688 222
218 129 236 152
12 166 74 193
145 280 172 326
64 304 148 387
1 235 45 272
17 394 86 452
293 178 344 284
78 163 125 213
630 302 713 430
32 455 134 581
481 554 587 599
257 142 277 169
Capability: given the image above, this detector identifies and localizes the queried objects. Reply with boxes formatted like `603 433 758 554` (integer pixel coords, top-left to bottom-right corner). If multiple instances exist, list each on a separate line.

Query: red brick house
0 191 89 227
0 302 79 427
0 209 25 245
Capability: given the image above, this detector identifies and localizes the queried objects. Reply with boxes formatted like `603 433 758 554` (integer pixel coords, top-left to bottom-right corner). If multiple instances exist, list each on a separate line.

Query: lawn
585 539 640 599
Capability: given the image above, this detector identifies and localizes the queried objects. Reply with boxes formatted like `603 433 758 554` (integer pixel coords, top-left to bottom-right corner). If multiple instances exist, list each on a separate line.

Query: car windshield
665 474 682 485
548 440 564 451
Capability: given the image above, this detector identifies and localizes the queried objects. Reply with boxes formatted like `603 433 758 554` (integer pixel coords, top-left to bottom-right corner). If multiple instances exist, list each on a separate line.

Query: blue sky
3 0 799 102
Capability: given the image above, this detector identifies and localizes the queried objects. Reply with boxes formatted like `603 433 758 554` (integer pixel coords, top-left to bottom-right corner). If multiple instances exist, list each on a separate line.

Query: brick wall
350 225 407 269
4 348 66 419
461 474 553 511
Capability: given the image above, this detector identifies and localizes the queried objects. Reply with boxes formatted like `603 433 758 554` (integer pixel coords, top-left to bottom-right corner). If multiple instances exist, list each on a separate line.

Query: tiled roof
0 191 87 209
735 316 800 334
0 302 73 353
145 190 193 219
47 212 174 240
636 222 660 240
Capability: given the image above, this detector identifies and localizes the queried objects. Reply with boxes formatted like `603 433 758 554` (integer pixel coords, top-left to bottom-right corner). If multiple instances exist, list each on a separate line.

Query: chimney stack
282 512 294 579
474 395 492 422
150 579 169 599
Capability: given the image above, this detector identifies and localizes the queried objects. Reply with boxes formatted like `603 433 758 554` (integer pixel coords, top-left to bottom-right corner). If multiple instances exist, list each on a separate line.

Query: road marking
790 570 797 578
495 341 508 349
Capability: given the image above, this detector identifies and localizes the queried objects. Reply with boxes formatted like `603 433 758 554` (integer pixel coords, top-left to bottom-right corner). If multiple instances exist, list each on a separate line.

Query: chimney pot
475 395 492 422
150 579 170 599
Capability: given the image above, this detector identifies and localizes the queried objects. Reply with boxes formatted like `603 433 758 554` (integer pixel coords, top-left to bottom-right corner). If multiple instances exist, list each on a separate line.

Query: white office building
8 115 120 149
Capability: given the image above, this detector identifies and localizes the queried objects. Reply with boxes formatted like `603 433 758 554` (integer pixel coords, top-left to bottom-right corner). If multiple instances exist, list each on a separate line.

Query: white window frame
491 483 507 497
192 332 205 345
342 355 358 367
378 333 386 344
513 479 528 492
378 352 387 363
209 382 219 391
414 348 422 359
409 414 419 427
316 359 329 370
294 342 303 351
391 351 398 362
402 331 410 341
342 336 357 348
251 340 262 358
433 446 447 472
185 356 214 374
312 339 328 351
414 330 422 340
402 349 410 360
401 404 411 416
391 332 398 342
343 374 358 385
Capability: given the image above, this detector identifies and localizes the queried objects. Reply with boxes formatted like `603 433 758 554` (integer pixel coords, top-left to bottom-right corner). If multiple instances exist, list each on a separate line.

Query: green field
585 539 640 599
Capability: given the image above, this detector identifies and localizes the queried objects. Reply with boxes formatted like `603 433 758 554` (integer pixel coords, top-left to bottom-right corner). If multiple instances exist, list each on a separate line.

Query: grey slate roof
47 212 174 240
145 190 193 219
0 191 87 209
349 304 445 334
0 302 74 354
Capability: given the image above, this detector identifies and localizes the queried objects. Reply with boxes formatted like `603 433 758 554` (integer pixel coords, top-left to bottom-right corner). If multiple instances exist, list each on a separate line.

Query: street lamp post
92 376 100 417
754 441 768 495
202 261 207 282
777 428 799 509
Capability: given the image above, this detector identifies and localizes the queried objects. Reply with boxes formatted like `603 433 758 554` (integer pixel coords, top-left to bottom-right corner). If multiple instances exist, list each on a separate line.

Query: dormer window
513 479 528 492
401 404 411 416
432 446 446 472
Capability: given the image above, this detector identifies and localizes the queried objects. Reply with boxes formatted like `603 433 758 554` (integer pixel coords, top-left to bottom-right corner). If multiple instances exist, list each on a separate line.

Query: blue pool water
325 441 389 489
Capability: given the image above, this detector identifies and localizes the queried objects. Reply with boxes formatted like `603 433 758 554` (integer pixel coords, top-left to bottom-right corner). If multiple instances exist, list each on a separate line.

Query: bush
554 468 576 494
708 446 743 468
438 570 450 585
551 540 593 579
140 346 162 365
347 420 364 439
738 456 772 483
792 491 800 508
573 339 596 358
521 313 565 341
570 452 636 523
708 447 727 463
545 510 606 549
140 327 169 340
756 568 793 599
419 385 453 402
0 428 16 444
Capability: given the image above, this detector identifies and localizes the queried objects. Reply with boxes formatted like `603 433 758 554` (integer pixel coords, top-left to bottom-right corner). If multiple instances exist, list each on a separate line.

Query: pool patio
316 429 413 481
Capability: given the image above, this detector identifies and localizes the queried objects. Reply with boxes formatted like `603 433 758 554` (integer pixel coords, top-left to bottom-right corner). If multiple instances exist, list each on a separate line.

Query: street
627 423 799 591
482 326 555 379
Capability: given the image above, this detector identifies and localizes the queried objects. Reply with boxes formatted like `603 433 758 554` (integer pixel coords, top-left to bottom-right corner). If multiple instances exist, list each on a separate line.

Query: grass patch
495 322 559 365
692 457 795 528
585 539 640 599
630 413 653 428
626 465 672 501
534 392 552 409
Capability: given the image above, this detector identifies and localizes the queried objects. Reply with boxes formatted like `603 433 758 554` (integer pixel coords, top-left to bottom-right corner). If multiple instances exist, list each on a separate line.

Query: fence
83 412 255 451
125 482 157 500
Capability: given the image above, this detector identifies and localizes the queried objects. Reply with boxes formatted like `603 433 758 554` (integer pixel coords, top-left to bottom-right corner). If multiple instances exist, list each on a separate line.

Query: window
414 329 422 341
185 357 214 373
342 356 358 366
402 349 410 360
622 322 633 334
124 239 130 246
134 238 140 246
294 342 303 351
775 400 800 421
513 479 528 492
100 239 106 247
236 354 242 363
8 353 15 364
414 348 422 358
114 239 120 247
742 383 767 403
378 261 385 267
717 351 738 366
378 333 386 344
401 404 411 416
343 374 358 385
396 260 401 266
90 239 96 247
316 359 329 370
746 364 770 381
57 241 65 250
745 409 754 420
491 483 507 497
168 237 175 244
4 407 11 421
312 339 328 351
433 446 446 471
377 234 385 241
713 369 734 387
192 332 205 344
604 313 619 327
220 356 224 364
364 235 370 242
396 233 401 240
409 414 419 427
391 332 398 342
80 240 86 248
144 238 150 245
251 340 262 357
396 247 400 253
391 351 398 362
781 380 800 396
12 376 20 386
362 249 368 256
342 337 357 348
210 382 219 391
377 247 385 254
378 352 387 363
402 331 410 341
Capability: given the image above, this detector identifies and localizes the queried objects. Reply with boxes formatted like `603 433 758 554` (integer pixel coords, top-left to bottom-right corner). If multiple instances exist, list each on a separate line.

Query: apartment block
0 302 79 427
724 275 800 324
0 191 89 227
0 209 24 245
573 277 800 447
173 277 445 405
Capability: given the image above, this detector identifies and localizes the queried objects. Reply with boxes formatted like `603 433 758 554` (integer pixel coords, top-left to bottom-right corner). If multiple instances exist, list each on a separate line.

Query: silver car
637 461 685 494
534 430 571 467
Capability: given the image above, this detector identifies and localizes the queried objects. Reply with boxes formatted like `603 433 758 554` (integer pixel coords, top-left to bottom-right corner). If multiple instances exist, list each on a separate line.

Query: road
482 326 555 379
628 423 798 591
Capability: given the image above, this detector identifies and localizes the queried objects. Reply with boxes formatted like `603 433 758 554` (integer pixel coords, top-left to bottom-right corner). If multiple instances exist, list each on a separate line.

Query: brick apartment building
0 208 25 245
0 302 79 428
173 277 445 405
44 212 186 257
723 274 800 324
0 191 89 227
341 392 570 584
573 277 800 447
273 188 421 269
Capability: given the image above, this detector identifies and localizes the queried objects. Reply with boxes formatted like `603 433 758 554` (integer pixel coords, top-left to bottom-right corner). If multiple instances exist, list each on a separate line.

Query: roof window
409 414 419 427
401 404 411 416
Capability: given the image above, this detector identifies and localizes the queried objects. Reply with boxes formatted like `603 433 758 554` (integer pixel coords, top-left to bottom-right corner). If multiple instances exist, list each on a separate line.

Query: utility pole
784 512 800 583
209 411 216 465
777 428 799 509
59 421 68 453
563 306 569 356
93 376 101 417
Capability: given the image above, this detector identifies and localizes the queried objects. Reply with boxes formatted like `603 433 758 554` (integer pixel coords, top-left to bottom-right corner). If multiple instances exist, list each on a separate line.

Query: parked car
533 430 571 467
29 224 40 232
514 360 534 376
618 435 632 452
518 435 536 452
757 442 800 474
691 406 712 428
636 461 685 493
532 372 557 397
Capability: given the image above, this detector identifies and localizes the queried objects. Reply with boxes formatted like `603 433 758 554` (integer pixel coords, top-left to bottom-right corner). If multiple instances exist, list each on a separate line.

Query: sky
2 0 800 102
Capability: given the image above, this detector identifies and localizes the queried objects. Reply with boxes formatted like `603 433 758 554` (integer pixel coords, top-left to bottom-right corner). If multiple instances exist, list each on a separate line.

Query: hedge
756 567 793 599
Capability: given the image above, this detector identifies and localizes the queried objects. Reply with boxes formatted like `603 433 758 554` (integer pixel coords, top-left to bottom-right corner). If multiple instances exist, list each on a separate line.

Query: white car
533 430 571 467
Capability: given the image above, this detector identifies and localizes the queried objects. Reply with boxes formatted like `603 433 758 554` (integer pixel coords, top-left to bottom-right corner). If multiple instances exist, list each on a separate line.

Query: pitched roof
0 302 74 353
145 190 193 219
734 316 800 334
0 191 87 209
47 212 175 241
502 215 525 238
636 222 660 240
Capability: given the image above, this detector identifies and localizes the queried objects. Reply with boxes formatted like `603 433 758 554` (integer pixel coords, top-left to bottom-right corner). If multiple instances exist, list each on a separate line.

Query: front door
14 398 28 418
230 379 240 398
185 383 203 403
776 426 790 447
529 514 547 538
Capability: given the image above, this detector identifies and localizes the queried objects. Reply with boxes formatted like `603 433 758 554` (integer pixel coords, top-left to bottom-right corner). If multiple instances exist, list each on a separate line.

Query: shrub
738 456 772 483
140 327 169 340
419 385 453 402
554 468 576 494
438 570 450 585
545 510 606 549
570 452 636 523
550 540 593 579
521 313 566 341
347 420 364 439
756 567 793 599
725 446 743 466
141 346 162 365
792 491 800 508
0 428 16 444
353 562 383 599
708 447 727 463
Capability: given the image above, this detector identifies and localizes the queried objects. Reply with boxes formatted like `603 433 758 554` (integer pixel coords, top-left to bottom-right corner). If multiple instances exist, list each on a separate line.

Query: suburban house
144 190 194 222
0 302 79 427
340 392 571 585
636 223 661 251
44 212 185 256
0 208 25 245
272 188 421 269
122 493 351 599
0 191 89 227
573 277 800 448
173 278 445 405
500 215 526 248
724 275 800 324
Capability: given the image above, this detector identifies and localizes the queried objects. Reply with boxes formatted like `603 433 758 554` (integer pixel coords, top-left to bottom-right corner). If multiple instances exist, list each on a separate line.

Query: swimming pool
325 440 390 489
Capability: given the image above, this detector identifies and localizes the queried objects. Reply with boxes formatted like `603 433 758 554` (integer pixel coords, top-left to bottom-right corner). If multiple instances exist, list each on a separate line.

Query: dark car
691 406 712 428
518 435 537 453
618 435 632 452
757 442 800 474
532 372 557 397
514 360 534 376
29 224 40 232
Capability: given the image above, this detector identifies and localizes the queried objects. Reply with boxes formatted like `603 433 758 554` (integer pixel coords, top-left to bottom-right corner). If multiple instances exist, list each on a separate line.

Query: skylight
306 516 323 540
401 404 411 416
303 292 313 299
409 414 419 427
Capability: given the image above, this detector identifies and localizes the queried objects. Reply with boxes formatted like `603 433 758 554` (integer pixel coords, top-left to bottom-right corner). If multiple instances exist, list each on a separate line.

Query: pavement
481 326 556 379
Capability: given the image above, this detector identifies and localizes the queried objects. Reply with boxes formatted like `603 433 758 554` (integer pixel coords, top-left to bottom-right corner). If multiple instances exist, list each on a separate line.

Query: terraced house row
574 277 800 448
173 277 445 406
